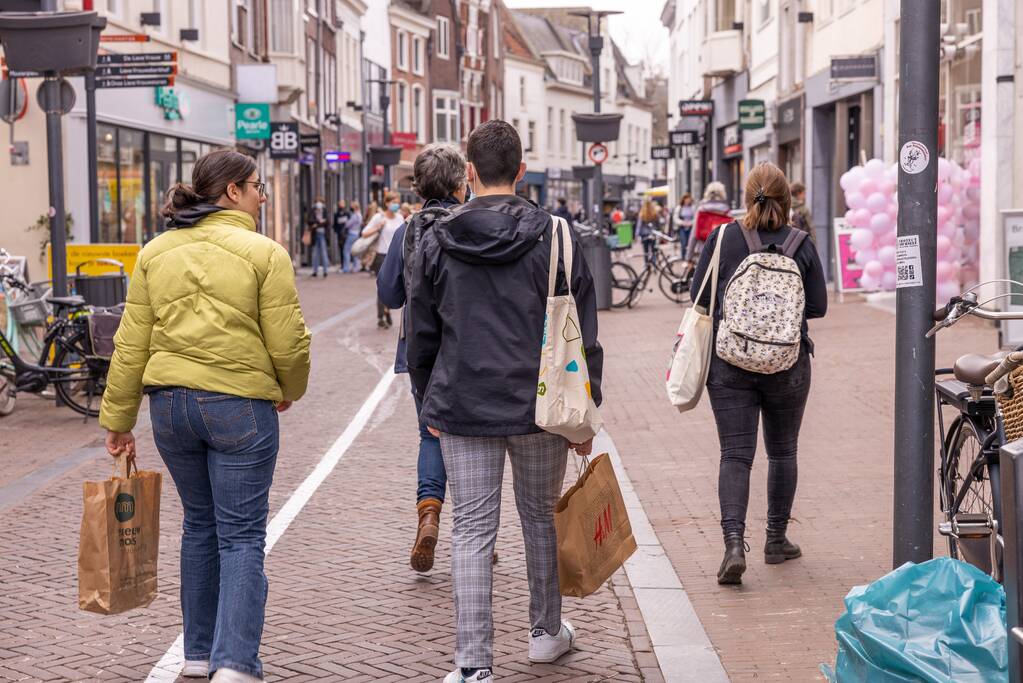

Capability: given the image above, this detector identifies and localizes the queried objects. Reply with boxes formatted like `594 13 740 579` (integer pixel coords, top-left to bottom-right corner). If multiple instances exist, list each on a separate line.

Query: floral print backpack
715 227 807 374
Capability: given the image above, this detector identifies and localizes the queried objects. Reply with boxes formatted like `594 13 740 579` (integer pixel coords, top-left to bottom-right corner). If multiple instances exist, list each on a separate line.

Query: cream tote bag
535 216 603 443
666 223 728 412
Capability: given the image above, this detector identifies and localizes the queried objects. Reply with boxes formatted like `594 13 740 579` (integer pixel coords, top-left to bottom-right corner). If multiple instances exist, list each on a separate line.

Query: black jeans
706 349 811 538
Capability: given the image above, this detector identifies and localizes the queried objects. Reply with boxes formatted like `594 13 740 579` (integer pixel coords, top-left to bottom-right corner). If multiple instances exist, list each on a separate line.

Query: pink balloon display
859 273 880 291
863 260 884 279
878 245 896 266
869 213 892 234
881 271 898 290
850 228 875 251
846 192 866 210
938 184 954 206
854 248 877 267
936 260 955 282
865 158 886 178
866 193 889 214
938 157 952 181
937 205 952 225
937 280 960 303
858 179 879 197
853 208 872 228
936 235 952 260
877 230 897 248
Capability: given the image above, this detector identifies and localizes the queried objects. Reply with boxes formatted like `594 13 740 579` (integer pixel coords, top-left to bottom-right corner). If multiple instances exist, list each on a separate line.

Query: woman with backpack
376 144 467 573
688 162 827 586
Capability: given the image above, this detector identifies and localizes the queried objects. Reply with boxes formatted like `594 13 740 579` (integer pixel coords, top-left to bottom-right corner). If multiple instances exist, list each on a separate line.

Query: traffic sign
96 76 174 89
269 122 300 159
97 52 176 65
96 64 176 77
588 142 609 165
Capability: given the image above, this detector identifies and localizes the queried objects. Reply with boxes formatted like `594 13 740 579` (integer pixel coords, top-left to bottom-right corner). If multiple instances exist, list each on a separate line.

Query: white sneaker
211 667 264 683
181 660 209 678
443 668 494 682
528 620 575 663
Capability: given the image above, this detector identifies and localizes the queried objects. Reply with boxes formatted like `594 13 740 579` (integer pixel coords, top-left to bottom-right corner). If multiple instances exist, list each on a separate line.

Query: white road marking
145 369 398 682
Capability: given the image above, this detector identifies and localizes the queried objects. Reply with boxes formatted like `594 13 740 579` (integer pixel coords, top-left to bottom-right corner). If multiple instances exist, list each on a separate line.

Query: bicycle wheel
52 332 106 417
0 376 15 416
658 268 690 304
944 418 997 571
611 262 638 309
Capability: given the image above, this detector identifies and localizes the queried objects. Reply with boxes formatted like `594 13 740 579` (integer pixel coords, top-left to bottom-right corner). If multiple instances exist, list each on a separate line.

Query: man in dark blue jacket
407 121 602 683
377 144 467 576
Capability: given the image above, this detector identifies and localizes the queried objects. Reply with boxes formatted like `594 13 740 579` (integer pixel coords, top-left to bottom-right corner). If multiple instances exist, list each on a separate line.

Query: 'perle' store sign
235 103 270 139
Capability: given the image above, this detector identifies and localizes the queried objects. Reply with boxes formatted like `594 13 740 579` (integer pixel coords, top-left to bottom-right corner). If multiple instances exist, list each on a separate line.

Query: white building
504 9 654 214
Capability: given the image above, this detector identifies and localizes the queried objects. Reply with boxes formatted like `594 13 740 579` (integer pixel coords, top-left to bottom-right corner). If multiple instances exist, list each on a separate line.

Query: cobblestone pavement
0 265 995 683
596 283 993 682
0 272 651 682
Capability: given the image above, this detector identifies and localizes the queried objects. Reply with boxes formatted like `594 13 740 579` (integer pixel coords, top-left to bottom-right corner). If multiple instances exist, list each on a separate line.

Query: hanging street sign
738 99 767 130
96 76 174 89
300 133 321 149
99 33 151 43
324 150 351 163
97 52 176 65
235 103 271 140
97 64 176 77
650 145 675 160
830 55 878 81
587 142 609 165
269 122 300 159
669 130 697 146
678 99 714 118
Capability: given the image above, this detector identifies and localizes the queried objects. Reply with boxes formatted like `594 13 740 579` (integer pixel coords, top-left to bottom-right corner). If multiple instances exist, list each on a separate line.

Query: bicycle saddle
953 352 1010 386
46 295 86 309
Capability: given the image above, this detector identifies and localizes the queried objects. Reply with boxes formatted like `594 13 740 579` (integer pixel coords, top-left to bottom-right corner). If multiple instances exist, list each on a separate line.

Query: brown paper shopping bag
78 454 162 615
555 453 637 598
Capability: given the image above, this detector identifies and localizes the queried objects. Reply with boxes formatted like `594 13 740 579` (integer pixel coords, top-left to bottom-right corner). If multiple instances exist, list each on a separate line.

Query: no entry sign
588 143 609 165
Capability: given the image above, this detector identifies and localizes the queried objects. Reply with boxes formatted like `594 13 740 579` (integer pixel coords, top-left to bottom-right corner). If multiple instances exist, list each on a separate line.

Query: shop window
150 135 178 236
97 125 119 244
118 130 146 245
270 0 295 53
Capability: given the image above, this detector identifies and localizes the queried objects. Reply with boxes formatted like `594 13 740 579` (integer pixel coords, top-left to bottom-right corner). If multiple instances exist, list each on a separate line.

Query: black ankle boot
717 534 748 585
764 528 801 565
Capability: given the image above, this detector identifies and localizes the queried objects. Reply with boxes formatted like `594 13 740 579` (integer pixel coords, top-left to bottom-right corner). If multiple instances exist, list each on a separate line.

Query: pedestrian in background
685 181 731 262
637 199 664 265
362 192 404 328
688 162 827 586
332 199 349 264
673 193 695 248
307 195 330 278
407 120 603 683
553 197 572 224
790 182 817 244
341 201 363 273
100 149 312 683
376 144 467 573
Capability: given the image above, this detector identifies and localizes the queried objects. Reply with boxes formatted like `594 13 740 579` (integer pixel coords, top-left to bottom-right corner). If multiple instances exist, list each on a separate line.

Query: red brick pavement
597 289 994 682
0 272 649 682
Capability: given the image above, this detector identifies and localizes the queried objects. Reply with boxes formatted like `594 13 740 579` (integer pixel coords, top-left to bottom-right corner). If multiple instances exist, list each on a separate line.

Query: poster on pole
833 217 864 294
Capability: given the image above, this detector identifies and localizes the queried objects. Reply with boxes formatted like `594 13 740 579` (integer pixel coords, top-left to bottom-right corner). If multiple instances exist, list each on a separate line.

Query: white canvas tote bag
666 223 728 412
535 216 602 443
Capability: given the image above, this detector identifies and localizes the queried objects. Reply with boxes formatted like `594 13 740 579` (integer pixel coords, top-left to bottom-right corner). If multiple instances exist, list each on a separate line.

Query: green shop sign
738 99 766 130
235 103 270 140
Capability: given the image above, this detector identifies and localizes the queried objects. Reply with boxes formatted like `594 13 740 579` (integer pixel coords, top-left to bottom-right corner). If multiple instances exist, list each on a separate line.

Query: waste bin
578 232 612 311
614 222 634 249
71 259 127 308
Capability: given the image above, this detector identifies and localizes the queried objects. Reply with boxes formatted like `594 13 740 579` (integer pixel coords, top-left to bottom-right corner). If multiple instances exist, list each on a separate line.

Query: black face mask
464 185 474 203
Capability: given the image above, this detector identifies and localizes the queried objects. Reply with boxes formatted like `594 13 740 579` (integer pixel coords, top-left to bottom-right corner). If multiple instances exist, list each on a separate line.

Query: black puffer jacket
407 194 603 437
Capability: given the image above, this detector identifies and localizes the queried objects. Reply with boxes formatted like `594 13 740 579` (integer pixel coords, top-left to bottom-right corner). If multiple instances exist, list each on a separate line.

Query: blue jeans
311 231 330 274
414 392 446 502
342 232 360 272
149 388 279 679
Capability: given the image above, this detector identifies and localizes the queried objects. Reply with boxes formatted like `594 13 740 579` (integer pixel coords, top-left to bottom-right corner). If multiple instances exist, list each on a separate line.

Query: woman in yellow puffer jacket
99 149 311 683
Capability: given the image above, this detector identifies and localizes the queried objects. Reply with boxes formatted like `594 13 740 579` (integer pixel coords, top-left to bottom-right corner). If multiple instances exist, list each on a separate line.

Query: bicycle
610 230 689 308
928 284 1023 581
0 261 112 418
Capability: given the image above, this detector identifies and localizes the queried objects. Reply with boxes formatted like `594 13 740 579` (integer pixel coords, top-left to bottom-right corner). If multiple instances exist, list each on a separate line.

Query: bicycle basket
87 308 123 359
998 367 1023 442
8 296 49 326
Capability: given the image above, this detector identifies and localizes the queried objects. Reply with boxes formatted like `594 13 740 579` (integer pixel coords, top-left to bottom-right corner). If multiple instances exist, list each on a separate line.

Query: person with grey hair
376 143 471 574
685 181 732 261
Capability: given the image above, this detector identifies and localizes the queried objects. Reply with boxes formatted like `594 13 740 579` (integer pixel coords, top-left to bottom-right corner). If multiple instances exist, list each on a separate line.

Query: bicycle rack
1000 438 1023 683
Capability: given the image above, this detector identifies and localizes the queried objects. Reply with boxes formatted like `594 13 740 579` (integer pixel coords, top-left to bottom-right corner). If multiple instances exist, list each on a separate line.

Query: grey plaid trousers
439 431 569 668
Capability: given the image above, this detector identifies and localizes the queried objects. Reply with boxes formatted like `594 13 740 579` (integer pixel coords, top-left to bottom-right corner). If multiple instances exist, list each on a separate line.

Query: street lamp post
570 10 621 229
367 78 396 190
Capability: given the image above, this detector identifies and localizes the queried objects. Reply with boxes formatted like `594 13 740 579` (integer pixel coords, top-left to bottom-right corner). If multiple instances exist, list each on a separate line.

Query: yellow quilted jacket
99 209 312 433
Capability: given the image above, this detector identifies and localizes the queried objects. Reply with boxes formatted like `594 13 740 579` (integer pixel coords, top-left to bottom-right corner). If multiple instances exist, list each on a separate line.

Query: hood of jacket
433 194 550 265
166 203 226 229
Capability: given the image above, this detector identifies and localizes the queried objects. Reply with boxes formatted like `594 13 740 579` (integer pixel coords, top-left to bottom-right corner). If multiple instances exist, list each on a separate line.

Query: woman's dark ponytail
161 148 257 220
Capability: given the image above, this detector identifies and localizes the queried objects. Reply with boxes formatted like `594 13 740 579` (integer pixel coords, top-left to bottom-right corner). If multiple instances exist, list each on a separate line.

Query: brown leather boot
411 498 441 572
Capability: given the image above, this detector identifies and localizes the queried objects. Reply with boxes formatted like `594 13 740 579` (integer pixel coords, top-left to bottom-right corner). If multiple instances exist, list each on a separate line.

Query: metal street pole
381 90 391 190
893 0 940 568
42 75 67 297
588 27 603 227
86 71 99 243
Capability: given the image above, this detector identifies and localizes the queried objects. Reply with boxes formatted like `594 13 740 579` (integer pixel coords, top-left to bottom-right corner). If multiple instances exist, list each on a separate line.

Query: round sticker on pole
588 143 609 165
899 140 930 175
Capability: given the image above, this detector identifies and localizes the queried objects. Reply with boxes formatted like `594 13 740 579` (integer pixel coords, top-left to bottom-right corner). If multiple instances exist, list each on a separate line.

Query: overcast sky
503 0 670 73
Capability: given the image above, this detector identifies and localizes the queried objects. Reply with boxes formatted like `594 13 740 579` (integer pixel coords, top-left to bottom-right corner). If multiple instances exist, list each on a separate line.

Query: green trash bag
820 557 1006 683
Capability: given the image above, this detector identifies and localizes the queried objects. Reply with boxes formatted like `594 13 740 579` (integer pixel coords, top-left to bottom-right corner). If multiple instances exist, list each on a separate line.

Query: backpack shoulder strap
780 228 808 258
739 224 764 254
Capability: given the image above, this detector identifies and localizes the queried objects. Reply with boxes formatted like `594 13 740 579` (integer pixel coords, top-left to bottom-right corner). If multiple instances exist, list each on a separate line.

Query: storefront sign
547 167 562 180
47 244 141 279
390 131 418 150
99 33 151 43
776 95 803 144
153 86 187 120
324 150 351 163
830 55 877 81
650 145 675 160
738 99 766 130
269 122 299 159
235 103 270 140
721 123 742 157
679 99 714 118
669 130 697 146
300 133 321 149
833 218 864 294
